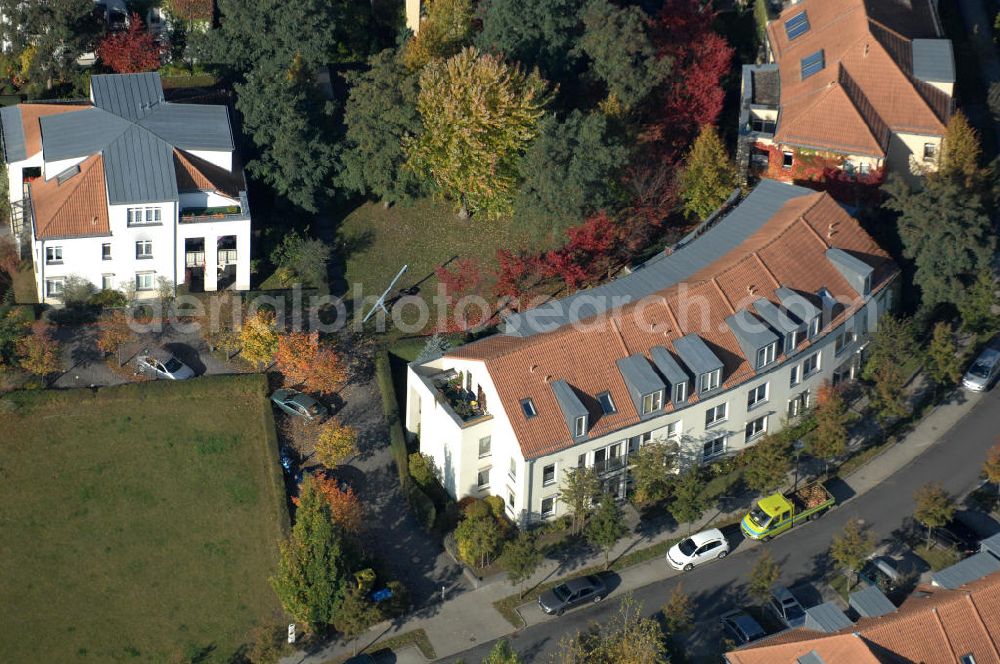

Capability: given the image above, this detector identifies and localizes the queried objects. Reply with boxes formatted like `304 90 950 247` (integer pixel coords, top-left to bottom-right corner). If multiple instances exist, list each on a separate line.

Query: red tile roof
173 148 243 199
19 103 90 157
766 0 949 157
728 571 1000 664
448 191 896 459
30 154 111 240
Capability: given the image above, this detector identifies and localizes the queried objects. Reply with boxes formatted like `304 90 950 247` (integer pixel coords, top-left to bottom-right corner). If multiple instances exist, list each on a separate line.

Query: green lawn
336 199 536 324
0 375 289 663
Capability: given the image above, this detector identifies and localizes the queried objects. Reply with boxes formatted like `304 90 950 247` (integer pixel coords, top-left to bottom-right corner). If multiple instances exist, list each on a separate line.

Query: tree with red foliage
435 258 495 332
274 331 348 395
544 211 619 291
97 14 163 74
493 249 547 303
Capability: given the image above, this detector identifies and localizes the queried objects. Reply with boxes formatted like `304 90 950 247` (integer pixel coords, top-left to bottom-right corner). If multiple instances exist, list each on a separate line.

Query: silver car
136 350 195 380
270 388 329 422
962 347 1000 392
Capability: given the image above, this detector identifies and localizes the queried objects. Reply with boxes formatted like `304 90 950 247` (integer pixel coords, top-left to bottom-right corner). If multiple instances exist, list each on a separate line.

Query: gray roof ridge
135 101 234 151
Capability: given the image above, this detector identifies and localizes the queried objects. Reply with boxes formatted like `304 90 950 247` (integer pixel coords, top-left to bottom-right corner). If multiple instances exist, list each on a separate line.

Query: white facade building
405 181 899 525
0 72 251 304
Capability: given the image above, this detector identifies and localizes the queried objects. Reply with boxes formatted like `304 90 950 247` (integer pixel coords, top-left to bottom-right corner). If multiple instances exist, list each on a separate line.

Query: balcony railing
594 456 627 476
431 370 489 424
180 191 251 223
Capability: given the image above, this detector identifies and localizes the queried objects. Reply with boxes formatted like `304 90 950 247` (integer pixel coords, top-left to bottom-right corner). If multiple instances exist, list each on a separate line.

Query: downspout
38 238 44 303
525 458 534 529
172 199 178 296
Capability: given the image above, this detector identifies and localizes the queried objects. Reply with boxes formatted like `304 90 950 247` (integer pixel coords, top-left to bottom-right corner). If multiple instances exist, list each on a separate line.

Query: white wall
186 149 232 172
179 191 240 210
176 216 251 291
43 156 87 180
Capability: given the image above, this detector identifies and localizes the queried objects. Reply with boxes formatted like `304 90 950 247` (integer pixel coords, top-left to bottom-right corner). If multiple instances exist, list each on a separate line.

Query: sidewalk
283 386 983 664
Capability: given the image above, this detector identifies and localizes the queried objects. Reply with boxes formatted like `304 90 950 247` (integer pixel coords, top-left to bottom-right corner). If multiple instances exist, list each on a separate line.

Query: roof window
801 50 825 80
597 391 616 415
55 164 81 184
784 11 810 40
520 398 537 419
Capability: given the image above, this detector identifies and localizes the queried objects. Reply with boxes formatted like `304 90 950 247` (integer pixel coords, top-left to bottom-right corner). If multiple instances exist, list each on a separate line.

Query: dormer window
597 392 616 415
699 369 721 393
521 398 537 419
809 315 821 338
863 273 872 296
673 381 688 403
756 342 777 369
786 329 803 351
641 390 663 415
574 416 588 437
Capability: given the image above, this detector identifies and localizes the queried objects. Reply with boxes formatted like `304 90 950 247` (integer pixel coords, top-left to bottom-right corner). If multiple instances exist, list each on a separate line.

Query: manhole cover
411 556 421 564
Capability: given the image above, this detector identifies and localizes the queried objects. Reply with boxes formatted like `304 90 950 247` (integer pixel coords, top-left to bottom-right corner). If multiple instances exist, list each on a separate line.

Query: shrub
87 289 127 308
484 495 506 521
408 451 438 488
269 230 331 289
463 498 491 521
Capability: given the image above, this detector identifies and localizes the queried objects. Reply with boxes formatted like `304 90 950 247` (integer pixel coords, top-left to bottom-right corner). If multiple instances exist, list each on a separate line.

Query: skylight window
56 164 81 184
784 11 810 40
597 391 616 415
801 50 825 80
521 398 538 419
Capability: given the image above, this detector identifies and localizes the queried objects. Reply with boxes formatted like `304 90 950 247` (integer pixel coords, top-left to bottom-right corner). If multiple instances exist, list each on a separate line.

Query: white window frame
788 390 810 418
703 434 727 461
834 328 856 356
747 383 769 409
128 206 163 226
540 496 556 518
705 402 728 427
478 436 491 459
136 240 153 259
521 398 537 418
789 365 801 387
665 420 681 440
641 390 663 415
809 315 821 338
597 391 616 414
862 273 872 295
136 272 155 291
922 142 936 162
673 381 688 403
476 467 490 489
45 278 65 297
574 415 587 437
45 245 63 264
508 457 517 480
803 351 821 376
542 463 556 487
756 342 777 369
699 369 721 393
782 151 794 169
745 414 768 441
101 274 114 290
102 243 112 261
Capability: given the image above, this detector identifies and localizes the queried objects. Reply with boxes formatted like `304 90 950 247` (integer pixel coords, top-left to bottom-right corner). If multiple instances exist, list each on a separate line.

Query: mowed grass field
0 375 289 663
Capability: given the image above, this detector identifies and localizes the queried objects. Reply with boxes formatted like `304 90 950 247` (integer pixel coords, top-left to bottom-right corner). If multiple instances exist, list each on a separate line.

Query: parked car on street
767 585 807 629
931 517 981 557
859 556 902 593
962 347 1000 392
666 528 730 571
270 388 329 422
721 609 766 645
538 575 607 616
136 349 195 380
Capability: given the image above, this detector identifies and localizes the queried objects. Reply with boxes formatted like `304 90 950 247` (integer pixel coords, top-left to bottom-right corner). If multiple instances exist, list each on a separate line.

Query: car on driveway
767 585 806 629
962 347 1000 392
666 528 730 571
932 517 981 557
271 388 329 422
859 556 902 593
136 349 195 380
538 575 607 616
720 609 766 645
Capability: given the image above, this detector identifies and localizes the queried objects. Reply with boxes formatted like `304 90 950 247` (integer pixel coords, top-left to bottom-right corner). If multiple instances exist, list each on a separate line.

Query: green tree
670 467 706 534
926 322 962 387
679 125 737 221
338 49 424 206
983 443 1000 510
809 383 849 474
578 0 669 112
829 519 875 590
744 433 792 495
936 111 984 189
333 583 381 640
514 111 629 238
235 59 337 213
871 361 908 423
958 270 998 334
402 0 473 70
914 482 956 548
748 550 780 605
862 315 918 382
561 466 600 535
586 493 627 569
661 584 693 635
575 594 668 664
270 475 348 629
483 639 521 664
628 439 679 506
269 229 331 288
405 47 551 219
500 531 542 598
474 0 586 84
455 513 504 568
883 174 996 308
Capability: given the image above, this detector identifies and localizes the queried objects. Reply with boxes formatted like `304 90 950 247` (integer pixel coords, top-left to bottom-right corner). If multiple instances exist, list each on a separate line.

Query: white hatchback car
666 528 730 571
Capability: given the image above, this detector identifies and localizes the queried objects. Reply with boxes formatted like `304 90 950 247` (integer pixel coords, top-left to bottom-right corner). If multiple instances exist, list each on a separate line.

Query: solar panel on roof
801 50 825 80
784 11 810 40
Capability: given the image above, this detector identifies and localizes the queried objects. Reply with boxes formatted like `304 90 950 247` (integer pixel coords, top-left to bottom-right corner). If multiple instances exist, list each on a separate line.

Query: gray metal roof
674 334 723 377
0 106 26 162
550 379 589 439
726 310 780 365
91 72 165 122
754 298 804 335
912 39 956 84
849 585 896 618
980 532 1000 559
797 652 826 664
29 72 234 205
931 551 1000 589
616 354 665 417
650 345 690 392
804 601 853 633
503 180 817 336
826 248 874 296
775 286 822 322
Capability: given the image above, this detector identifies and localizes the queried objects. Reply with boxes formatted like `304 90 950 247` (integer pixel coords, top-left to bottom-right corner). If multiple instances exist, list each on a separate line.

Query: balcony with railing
180 191 251 223
426 369 491 428
595 455 628 476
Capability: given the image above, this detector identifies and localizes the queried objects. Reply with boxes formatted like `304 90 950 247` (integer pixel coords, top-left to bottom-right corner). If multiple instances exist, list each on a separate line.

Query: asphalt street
449 387 1000 663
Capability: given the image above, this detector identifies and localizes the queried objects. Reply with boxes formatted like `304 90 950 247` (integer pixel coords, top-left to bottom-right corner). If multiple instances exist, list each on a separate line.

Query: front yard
0 375 288 663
